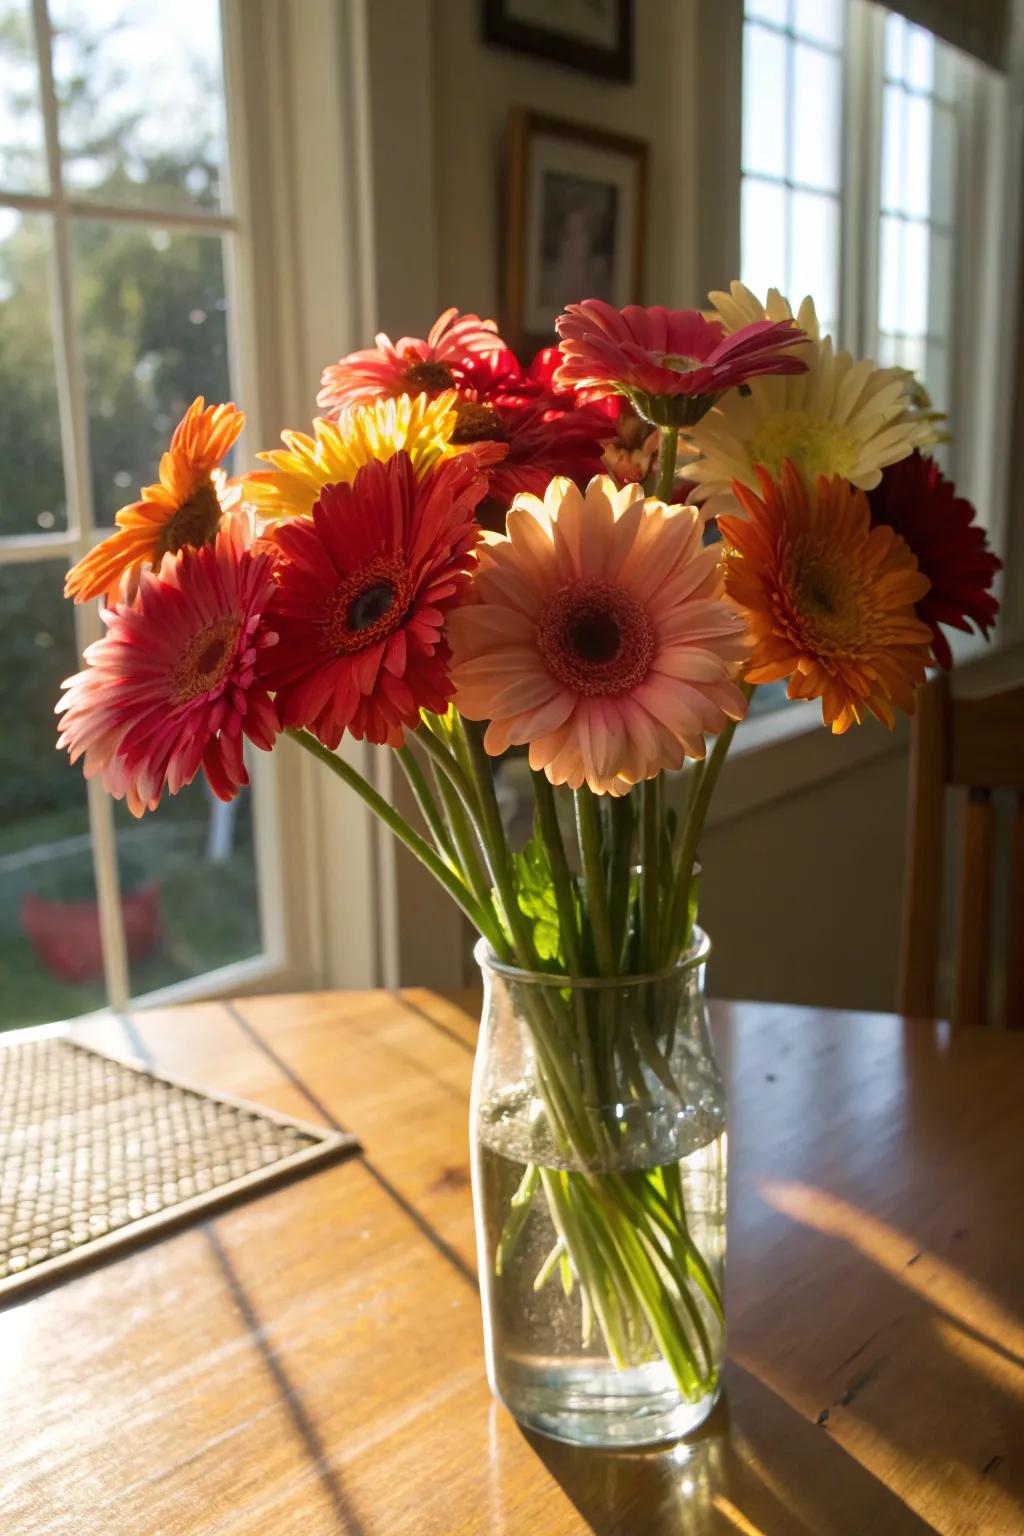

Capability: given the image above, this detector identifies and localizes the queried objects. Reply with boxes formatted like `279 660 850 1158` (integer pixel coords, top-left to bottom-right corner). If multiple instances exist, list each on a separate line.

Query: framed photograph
504 109 648 354
483 0 634 82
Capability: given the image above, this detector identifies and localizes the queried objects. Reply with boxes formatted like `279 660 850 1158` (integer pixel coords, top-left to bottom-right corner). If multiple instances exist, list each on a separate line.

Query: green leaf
514 828 577 970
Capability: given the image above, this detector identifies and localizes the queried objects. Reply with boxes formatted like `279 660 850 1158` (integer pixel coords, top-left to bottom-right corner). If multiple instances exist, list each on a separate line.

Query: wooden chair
899 672 1024 1028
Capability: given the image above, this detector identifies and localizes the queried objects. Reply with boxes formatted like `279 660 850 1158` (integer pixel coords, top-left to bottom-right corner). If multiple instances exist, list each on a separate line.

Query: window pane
0 0 47 192
905 24 934 92
879 214 903 335
789 191 838 323
741 179 787 304
0 211 67 535
792 43 841 190
115 780 262 999
904 93 932 219
884 14 906 83
50 0 228 213
793 0 843 47
743 24 787 179
882 85 905 211
902 218 929 333
0 560 106 1030
925 339 948 409
70 221 231 525
746 0 788 25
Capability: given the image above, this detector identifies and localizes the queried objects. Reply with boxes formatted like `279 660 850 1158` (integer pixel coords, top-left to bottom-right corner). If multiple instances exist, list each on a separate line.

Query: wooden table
2 994 1022 1535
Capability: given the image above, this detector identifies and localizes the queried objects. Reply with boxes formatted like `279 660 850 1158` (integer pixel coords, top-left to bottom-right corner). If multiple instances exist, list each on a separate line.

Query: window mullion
843 0 885 357
30 0 130 1011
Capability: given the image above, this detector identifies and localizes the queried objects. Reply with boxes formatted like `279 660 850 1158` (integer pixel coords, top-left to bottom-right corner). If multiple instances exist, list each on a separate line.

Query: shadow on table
521 1362 936 1536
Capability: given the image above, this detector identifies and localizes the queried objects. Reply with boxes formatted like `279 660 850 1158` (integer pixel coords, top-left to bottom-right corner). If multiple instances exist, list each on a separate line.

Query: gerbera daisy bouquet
57 283 1000 1448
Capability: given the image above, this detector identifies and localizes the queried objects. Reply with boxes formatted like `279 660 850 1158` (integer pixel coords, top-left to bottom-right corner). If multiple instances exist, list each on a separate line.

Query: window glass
70 222 231 525
49 0 228 213
0 0 48 193
0 561 105 1030
0 211 67 535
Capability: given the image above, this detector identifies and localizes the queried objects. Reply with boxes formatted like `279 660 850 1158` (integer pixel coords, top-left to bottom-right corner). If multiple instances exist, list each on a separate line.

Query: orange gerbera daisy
65 398 244 603
719 461 933 733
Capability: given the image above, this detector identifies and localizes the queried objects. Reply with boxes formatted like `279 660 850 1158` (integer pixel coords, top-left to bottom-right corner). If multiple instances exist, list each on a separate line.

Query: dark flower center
402 359 456 393
321 556 412 654
450 400 506 444
348 581 395 632
537 579 655 697
171 616 240 704
159 478 223 558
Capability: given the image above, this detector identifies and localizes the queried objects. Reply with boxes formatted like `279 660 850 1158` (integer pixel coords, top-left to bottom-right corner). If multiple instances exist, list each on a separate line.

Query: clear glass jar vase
470 931 726 1448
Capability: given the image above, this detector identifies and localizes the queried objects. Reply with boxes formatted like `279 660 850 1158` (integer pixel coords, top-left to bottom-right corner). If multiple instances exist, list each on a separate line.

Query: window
741 0 845 339
0 1 273 1029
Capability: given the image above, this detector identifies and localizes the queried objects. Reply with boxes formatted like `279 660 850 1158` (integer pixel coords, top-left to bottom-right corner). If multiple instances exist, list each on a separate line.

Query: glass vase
470 931 727 1448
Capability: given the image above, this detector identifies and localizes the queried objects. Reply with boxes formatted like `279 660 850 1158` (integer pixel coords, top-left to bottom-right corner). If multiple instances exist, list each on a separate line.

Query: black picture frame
483 0 634 83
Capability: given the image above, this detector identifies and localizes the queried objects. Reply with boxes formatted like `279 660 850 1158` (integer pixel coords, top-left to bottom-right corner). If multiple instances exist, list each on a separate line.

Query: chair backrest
899 673 1024 1028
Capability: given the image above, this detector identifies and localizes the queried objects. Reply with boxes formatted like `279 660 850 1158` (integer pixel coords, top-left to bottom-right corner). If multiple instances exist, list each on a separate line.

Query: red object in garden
21 882 161 984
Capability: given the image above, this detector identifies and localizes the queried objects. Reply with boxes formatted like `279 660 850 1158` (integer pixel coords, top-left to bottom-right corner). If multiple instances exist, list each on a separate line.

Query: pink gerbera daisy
449 476 750 795
317 308 505 414
57 518 280 817
554 300 808 427
261 450 483 748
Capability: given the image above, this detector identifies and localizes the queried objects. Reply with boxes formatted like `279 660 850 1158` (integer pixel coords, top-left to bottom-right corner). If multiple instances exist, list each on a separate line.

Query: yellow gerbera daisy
684 328 936 522
244 390 505 521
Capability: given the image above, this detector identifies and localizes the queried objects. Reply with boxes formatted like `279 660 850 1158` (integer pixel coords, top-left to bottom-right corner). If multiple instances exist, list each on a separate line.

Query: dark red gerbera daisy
261 451 482 747
867 452 1001 669
450 347 611 513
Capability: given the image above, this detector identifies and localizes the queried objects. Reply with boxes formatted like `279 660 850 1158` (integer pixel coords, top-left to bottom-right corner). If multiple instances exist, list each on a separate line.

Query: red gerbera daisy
317 308 505 414
554 299 808 426
867 452 1002 668
262 451 483 748
57 518 280 816
449 347 611 513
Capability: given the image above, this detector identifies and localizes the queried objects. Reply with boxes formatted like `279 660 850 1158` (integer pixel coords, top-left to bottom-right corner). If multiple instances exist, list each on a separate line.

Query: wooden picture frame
504 109 648 355
483 0 634 82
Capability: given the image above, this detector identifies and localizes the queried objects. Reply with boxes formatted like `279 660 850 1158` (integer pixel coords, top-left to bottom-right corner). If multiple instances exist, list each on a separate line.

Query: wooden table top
2 993 1022 1536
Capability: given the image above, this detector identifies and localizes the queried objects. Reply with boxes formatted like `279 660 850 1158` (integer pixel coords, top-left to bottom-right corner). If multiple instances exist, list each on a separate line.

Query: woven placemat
0 1033 359 1304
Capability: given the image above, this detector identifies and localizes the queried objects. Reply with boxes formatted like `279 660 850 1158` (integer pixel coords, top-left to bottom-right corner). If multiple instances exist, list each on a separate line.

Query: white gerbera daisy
708 280 822 344
685 292 937 522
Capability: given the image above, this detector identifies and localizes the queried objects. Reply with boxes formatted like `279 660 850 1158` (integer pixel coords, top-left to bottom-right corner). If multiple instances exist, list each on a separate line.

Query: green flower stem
607 793 634 966
432 766 498 938
460 718 534 962
394 745 455 866
661 682 754 963
530 771 581 976
655 423 678 503
640 777 660 969
287 728 505 956
414 718 480 815
574 789 616 977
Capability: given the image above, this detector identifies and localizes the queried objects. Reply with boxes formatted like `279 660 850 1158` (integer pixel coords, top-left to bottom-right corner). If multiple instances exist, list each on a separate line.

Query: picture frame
483 0 634 82
504 109 648 355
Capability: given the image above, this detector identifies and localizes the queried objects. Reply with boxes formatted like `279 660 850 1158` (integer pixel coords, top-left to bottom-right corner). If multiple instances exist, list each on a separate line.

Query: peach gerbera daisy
244 391 505 523
57 517 280 816
449 476 750 795
719 462 933 734
65 397 244 603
